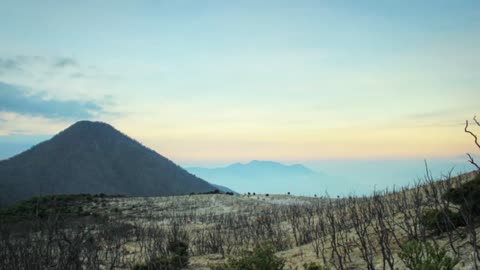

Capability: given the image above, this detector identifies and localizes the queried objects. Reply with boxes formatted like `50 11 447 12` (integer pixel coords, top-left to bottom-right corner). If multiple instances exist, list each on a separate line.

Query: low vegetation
421 208 464 234
190 189 235 196
0 193 125 223
218 244 285 270
398 240 459 270
302 263 331 270
443 174 480 216
1 172 479 269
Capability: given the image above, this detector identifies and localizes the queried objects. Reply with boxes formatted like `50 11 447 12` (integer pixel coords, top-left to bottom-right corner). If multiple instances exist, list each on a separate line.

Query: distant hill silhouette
188 160 343 196
0 121 215 206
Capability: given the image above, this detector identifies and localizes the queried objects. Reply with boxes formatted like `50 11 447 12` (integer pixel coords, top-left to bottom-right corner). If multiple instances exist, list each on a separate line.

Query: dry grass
92 171 479 270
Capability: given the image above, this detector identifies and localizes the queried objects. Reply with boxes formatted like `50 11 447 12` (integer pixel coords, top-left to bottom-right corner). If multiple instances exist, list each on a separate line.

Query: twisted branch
465 117 480 170
465 120 480 149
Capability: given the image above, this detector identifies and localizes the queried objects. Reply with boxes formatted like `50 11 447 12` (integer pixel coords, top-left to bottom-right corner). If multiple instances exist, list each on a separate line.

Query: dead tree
326 199 347 270
372 193 395 270
348 197 376 270
311 202 329 266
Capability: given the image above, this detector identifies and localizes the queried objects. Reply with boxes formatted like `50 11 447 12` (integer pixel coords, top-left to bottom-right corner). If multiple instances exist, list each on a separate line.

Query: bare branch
467 153 480 171
465 120 480 149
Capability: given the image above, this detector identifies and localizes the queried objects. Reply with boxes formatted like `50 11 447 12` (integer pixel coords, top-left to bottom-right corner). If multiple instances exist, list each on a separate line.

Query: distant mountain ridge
0 121 216 206
224 160 316 175
188 160 341 195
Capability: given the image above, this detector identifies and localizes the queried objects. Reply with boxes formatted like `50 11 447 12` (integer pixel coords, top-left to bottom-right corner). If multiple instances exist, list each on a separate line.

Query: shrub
399 240 459 270
220 244 285 270
166 238 189 269
443 173 480 216
0 194 100 222
422 209 464 233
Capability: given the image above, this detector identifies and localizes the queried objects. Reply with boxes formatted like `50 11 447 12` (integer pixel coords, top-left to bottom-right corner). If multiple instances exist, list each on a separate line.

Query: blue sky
0 0 479 164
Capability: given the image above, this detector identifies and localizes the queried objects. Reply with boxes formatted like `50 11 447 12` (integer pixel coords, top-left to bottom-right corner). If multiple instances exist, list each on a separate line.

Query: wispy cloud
53 57 77 68
0 81 103 119
0 57 23 74
0 55 79 76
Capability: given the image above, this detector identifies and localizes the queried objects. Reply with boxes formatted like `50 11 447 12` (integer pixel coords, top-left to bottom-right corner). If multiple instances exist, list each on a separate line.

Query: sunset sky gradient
1 0 479 164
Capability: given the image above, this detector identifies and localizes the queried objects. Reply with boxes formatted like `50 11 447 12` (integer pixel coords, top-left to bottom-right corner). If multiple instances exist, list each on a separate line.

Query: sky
0 0 479 166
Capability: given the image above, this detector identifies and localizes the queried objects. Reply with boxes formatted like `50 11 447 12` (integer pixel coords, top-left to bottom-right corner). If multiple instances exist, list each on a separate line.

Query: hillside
1 168 479 269
0 121 215 205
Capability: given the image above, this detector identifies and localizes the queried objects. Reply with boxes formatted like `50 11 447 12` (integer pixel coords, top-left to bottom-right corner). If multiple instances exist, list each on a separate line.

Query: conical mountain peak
0 121 215 205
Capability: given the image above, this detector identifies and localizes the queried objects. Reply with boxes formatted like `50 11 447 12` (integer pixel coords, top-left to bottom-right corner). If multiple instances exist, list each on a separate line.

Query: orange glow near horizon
125 121 478 163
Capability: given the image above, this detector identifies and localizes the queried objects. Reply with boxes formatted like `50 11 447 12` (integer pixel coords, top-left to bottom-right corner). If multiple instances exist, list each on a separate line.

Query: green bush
422 209 464 233
0 194 98 222
220 244 285 270
167 239 189 269
443 173 480 216
399 240 459 270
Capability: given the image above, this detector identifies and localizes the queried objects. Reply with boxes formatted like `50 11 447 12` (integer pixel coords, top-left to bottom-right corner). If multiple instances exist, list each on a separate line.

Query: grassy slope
2 171 478 269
